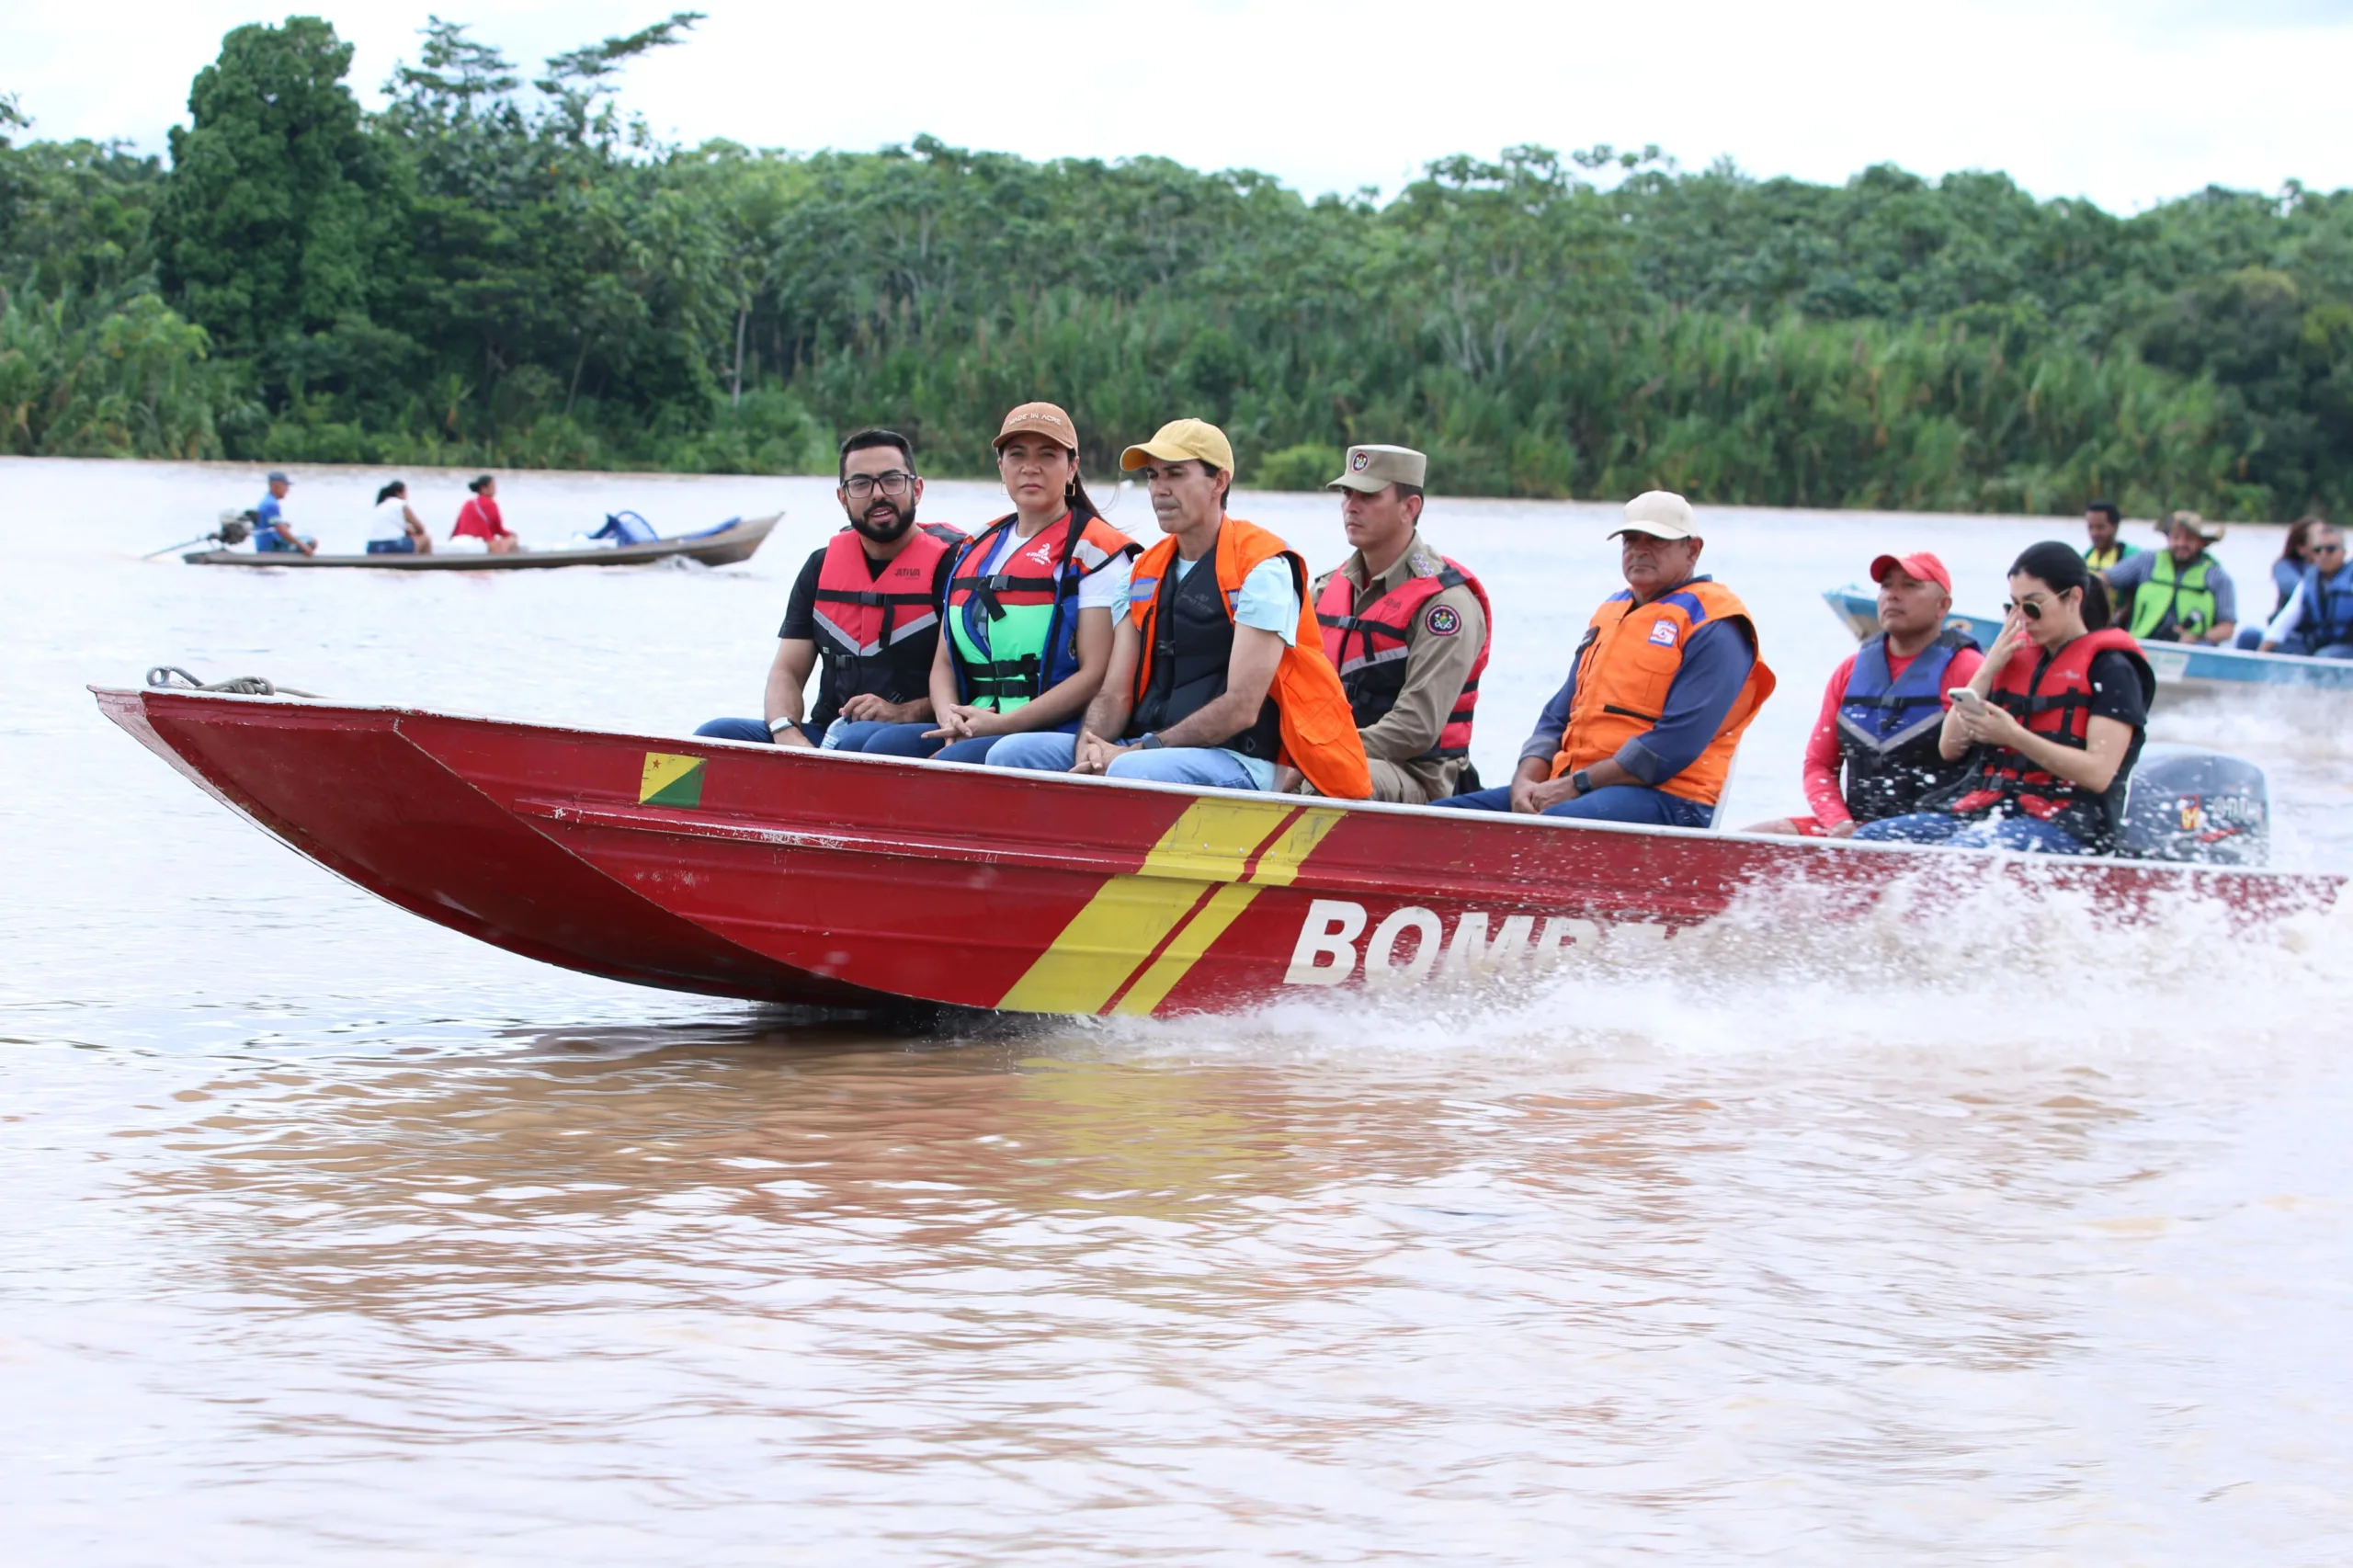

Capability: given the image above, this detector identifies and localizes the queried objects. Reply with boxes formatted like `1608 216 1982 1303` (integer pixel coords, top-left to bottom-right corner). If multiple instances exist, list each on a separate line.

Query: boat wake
1081 859 2352 1066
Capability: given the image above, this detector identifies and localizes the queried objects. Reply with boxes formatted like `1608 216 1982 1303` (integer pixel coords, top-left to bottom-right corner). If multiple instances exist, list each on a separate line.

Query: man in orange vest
1432 491 1775 826
988 418 1372 798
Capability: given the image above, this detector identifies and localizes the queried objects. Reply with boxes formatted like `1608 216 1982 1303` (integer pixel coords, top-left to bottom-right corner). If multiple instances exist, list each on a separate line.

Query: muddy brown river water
5 457 2350 1564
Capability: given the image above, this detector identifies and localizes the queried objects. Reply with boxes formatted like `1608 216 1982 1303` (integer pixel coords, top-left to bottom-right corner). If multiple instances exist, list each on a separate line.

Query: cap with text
1609 490 1697 540
1120 418 1234 475
1869 551 1952 593
1327 443 1427 494
995 401 1078 451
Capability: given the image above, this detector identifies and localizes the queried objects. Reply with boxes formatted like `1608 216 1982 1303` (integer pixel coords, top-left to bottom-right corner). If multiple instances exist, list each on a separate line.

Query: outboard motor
2119 744 2270 866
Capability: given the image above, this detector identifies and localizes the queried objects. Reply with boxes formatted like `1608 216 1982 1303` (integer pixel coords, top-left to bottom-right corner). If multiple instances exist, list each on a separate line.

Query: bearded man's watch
767 717 798 735
1570 767 1595 797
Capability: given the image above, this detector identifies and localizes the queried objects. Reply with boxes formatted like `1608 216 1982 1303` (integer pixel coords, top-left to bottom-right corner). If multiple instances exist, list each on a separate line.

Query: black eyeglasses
843 472 915 500
2315 543 2347 555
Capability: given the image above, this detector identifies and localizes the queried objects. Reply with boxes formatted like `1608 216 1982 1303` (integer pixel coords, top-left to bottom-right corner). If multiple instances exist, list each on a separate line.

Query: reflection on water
6 458 2353 1563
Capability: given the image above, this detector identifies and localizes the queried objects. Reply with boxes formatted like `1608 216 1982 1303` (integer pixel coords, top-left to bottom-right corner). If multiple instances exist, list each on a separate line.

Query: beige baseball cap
1327 443 1427 494
1120 417 1234 474
1610 490 1699 540
995 401 1078 450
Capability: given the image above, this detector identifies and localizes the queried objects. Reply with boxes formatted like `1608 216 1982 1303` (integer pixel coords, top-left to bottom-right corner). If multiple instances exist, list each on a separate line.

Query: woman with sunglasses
1854 541 2154 855
831 402 1138 764
2256 521 2353 658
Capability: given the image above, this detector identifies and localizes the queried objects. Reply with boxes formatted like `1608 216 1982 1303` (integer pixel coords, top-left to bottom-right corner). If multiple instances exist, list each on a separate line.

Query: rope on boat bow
146 665 323 699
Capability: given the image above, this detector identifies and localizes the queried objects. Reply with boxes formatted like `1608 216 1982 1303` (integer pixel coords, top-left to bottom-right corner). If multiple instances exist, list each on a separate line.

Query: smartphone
1947 687 1986 712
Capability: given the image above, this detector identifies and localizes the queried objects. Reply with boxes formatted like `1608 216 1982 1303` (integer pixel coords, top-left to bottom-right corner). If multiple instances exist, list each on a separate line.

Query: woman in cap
1855 541 2154 856
450 474 521 555
830 403 1137 764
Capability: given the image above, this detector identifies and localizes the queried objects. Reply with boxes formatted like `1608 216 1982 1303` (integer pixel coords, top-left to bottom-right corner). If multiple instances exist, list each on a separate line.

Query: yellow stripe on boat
639 752 706 808
998 798 1345 1016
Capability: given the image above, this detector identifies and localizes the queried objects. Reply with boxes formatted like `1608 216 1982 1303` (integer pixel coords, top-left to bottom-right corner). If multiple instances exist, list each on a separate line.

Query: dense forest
5 13 2352 519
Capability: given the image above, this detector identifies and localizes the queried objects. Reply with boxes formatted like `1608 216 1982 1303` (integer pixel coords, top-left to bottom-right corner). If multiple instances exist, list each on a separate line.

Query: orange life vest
1129 517 1373 801
1313 554 1491 759
1949 628 2152 838
1550 577 1776 806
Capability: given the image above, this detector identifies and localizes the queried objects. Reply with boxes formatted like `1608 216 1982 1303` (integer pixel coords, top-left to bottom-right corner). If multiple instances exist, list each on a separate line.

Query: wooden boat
92 687 2342 1017
1822 585 2353 693
182 513 779 570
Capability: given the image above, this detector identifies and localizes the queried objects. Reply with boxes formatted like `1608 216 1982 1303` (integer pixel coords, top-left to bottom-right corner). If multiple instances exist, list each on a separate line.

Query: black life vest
805 524 961 731
1129 554 1286 759
1835 629 1977 824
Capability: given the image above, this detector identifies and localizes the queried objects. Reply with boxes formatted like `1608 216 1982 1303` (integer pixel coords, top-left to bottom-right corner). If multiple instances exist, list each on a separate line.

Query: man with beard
695 429 964 746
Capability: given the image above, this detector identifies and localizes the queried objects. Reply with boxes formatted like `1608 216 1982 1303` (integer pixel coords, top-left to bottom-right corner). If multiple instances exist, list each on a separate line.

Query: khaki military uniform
1310 529 1487 804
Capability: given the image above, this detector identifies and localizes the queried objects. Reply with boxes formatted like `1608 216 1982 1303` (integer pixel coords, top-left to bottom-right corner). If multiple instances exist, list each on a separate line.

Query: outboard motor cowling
2119 744 2269 866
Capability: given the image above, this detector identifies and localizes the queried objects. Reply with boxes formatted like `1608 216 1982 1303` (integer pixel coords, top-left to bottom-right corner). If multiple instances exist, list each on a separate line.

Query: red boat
95 687 2342 1017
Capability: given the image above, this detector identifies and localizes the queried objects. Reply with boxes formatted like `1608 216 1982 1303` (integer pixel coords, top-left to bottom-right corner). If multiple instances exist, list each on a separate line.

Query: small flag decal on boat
639 752 706 808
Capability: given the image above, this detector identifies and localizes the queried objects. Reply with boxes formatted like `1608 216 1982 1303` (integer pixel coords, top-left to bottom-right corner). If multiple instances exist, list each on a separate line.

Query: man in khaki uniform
1305 444 1491 803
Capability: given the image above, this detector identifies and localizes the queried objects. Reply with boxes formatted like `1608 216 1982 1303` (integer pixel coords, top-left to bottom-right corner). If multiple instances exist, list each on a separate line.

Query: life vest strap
813 587 937 608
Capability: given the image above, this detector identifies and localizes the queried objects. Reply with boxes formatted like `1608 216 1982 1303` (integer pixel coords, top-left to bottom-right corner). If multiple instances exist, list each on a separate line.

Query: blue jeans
826 720 1000 764
1853 811 2091 855
696 716 822 746
1430 782 1715 828
987 732 1266 789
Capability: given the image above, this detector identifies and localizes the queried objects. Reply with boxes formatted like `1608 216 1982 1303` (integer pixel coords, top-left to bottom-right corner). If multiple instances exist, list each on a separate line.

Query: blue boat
1823 586 2353 693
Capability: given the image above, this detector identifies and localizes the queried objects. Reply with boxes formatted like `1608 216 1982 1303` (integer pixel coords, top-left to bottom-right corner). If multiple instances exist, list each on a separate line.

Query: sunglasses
2003 590 2072 621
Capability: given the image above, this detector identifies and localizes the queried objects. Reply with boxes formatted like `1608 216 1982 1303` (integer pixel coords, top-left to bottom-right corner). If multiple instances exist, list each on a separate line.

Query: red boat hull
96 688 2343 1016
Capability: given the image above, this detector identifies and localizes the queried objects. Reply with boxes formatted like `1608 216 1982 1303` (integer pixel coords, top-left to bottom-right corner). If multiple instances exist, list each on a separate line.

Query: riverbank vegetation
5 15 2352 518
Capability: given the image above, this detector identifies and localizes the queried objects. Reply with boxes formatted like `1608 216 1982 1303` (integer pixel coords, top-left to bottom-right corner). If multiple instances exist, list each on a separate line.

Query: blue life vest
2269 556 2304 619
1834 629 1976 823
2297 561 2353 647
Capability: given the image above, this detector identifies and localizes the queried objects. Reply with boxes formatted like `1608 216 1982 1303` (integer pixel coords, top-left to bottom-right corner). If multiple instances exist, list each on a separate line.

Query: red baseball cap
1870 551 1951 593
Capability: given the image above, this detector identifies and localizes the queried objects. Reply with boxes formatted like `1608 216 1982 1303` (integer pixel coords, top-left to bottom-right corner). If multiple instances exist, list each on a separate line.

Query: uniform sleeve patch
1425 604 1462 637
1648 619 1679 646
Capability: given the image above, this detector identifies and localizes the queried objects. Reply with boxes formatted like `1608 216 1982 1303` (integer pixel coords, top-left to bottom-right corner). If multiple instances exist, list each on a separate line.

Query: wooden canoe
183 513 780 571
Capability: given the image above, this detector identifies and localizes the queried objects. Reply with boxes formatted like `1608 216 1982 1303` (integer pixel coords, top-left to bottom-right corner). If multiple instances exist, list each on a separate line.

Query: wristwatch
767 716 798 735
1137 733 1165 751
1570 767 1595 797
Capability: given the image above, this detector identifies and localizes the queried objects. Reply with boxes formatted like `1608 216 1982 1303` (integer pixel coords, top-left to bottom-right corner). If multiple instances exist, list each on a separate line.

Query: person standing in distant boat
367 481 432 555
2081 500 2136 574
451 475 521 554
2256 522 2353 658
1748 551 1982 837
252 471 314 555
1305 443 1490 804
2099 511 2235 645
695 428 964 747
1431 491 1776 826
2237 517 2321 648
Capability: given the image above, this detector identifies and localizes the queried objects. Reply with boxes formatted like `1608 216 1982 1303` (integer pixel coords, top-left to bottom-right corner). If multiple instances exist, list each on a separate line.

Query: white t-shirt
369 496 412 543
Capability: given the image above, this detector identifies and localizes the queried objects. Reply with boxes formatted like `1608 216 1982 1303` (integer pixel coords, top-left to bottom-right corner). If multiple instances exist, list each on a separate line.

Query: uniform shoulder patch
1648 619 1679 646
1425 604 1462 637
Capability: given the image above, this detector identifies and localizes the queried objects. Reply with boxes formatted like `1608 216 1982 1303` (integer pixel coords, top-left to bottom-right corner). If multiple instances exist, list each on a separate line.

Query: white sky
11 0 2353 210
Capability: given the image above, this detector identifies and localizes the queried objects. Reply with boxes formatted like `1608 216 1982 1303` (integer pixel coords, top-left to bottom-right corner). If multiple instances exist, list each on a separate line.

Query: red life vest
1949 627 2153 827
807 524 962 715
1313 555 1491 759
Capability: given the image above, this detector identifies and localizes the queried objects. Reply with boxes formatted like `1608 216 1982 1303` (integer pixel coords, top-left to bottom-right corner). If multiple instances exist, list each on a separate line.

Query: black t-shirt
780 540 957 731
1952 645 2150 849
